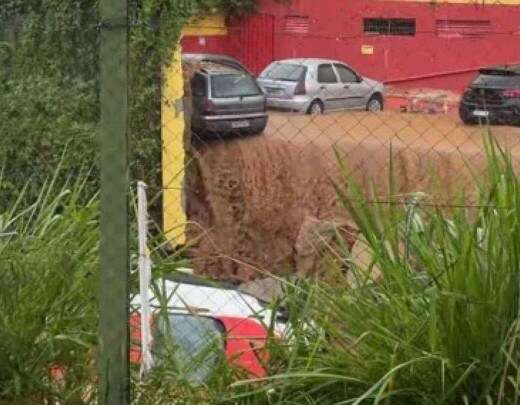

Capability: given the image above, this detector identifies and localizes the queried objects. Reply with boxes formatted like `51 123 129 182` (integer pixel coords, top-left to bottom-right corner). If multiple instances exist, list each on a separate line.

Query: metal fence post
98 0 129 403
137 181 153 376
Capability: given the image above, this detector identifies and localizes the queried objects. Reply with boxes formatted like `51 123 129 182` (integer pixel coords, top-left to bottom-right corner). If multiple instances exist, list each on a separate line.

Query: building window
364 18 416 36
285 15 310 34
436 20 491 38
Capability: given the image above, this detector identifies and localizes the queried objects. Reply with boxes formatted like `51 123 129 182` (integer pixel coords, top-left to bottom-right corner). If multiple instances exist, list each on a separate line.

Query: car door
333 64 369 109
316 64 344 111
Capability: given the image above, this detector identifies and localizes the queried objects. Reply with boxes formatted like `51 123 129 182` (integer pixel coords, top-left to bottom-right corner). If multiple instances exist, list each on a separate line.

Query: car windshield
152 314 224 384
262 63 307 82
211 73 261 98
473 71 520 88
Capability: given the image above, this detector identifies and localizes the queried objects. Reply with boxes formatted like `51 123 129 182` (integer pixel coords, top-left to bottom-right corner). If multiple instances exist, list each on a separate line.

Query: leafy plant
0 0 261 208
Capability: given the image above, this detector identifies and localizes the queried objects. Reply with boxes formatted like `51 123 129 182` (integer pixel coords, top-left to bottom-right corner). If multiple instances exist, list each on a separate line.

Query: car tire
307 100 324 115
248 123 267 136
366 95 383 112
460 116 478 126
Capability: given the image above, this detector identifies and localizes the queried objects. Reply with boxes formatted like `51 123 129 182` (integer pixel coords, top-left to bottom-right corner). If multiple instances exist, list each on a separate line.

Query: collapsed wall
183 118 503 284
185 136 356 283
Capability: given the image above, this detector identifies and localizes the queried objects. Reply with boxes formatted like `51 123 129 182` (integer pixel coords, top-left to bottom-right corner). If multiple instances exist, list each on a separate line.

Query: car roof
197 61 245 75
130 272 267 314
183 52 241 63
182 53 247 71
480 64 520 75
185 60 246 76
270 58 347 66
130 273 288 334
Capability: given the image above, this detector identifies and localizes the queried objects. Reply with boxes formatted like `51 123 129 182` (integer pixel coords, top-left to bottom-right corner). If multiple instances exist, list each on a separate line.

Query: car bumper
265 97 310 113
194 113 268 135
460 102 520 124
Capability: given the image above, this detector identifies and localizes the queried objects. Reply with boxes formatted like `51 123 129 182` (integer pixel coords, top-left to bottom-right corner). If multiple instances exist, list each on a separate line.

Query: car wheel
460 116 478 126
366 95 383 112
248 122 267 136
307 100 324 115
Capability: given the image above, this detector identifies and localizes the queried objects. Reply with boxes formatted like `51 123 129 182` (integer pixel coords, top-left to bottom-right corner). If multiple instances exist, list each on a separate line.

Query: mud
186 134 357 283
185 111 520 283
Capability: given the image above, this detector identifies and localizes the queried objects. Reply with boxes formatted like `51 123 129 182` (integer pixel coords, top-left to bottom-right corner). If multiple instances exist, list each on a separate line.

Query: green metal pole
98 0 129 402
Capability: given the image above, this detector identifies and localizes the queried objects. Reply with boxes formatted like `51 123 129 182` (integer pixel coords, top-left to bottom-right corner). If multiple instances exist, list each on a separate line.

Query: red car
130 312 270 381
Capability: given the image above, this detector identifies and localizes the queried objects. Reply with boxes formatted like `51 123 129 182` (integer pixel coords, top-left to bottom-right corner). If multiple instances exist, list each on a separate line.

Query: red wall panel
181 0 520 91
232 13 275 75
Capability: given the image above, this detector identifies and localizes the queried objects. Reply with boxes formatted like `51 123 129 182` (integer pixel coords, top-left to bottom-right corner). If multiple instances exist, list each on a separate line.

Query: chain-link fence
3 0 520 403
148 6 520 399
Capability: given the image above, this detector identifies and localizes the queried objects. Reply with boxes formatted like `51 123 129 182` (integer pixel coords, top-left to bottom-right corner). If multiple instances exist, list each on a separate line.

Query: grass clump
0 174 98 403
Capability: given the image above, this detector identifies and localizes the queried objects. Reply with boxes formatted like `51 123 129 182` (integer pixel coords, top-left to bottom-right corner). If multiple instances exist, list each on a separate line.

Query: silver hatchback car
257 59 384 114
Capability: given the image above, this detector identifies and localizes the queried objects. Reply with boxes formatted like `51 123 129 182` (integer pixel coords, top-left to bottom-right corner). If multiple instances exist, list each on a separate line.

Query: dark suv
183 55 268 138
460 65 520 126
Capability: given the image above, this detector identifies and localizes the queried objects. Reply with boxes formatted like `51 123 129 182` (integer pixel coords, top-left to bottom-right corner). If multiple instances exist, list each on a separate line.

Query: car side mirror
356 75 363 83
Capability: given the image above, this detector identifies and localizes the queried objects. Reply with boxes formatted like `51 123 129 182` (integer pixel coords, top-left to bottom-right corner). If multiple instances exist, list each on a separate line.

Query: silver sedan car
257 58 384 114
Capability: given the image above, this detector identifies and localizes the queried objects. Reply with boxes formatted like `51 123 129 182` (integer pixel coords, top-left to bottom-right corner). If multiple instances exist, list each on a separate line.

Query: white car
130 275 288 382
131 275 287 336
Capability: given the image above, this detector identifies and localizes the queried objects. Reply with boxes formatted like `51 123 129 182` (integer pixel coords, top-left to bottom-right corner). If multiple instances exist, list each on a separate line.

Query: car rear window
210 73 261 98
262 63 307 82
153 314 224 383
473 71 520 88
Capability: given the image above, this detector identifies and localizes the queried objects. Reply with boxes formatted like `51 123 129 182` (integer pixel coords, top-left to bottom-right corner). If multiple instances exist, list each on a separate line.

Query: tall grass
0 173 99 403
221 138 520 404
4 135 520 404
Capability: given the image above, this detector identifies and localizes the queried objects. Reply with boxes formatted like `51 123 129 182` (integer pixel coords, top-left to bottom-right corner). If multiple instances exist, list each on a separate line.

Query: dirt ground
186 111 520 284
268 110 520 154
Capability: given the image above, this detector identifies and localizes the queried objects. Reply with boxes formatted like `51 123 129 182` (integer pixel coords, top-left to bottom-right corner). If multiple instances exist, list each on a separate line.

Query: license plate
231 120 250 129
473 110 490 118
267 88 283 96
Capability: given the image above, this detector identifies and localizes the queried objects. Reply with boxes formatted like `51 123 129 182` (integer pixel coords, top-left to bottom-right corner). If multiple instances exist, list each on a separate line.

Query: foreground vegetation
2 139 520 404
0 174 98 402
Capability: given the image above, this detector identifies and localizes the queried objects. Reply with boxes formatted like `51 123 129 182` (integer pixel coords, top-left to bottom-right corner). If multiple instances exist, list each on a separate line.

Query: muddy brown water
186 111 520 284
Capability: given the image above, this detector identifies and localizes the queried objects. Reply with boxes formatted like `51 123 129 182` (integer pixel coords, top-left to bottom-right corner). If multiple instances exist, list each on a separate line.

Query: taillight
294 80 306 95
503 89 520 98
203 99 216 115
129 312 142 364
129 312 156 365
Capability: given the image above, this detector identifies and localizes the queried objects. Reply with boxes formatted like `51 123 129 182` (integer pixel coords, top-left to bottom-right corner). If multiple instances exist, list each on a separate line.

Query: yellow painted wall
162 48 187 246
162 15 228 247
182 15 228 37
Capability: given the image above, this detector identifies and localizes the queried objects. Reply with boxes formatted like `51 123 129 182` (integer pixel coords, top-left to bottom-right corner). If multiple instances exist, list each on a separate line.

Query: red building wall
182 0 520 92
